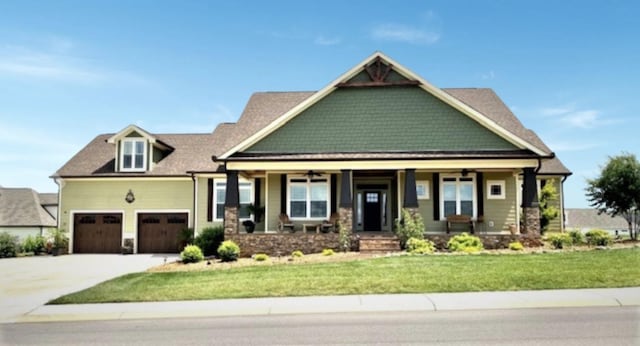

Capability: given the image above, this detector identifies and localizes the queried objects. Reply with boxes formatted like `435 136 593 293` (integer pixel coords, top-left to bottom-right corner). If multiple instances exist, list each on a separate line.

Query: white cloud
546 140 601 152
371 24 440 45
560 110 599 129
540 105 575 117
0 39 149 85
538 103 619 129
314 35 341 46
480 70 495 80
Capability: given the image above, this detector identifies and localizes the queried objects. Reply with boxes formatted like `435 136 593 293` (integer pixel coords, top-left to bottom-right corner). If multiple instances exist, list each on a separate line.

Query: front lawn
50 248 640 304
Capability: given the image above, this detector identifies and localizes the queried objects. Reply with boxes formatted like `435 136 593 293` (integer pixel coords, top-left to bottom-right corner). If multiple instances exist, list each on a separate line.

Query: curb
14 287 640 323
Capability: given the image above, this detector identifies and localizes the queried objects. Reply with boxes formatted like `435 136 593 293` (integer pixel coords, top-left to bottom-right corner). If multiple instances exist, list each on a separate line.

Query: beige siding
482 172 518 233
60 179 193 245
0 227 51 240
266 173 281 231
195 177 223 234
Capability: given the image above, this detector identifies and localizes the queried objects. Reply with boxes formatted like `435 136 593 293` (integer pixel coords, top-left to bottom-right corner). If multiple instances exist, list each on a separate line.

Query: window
288 177 329 219
121 139 146 171
440 175 476 219
214 180 253 220
487 180 506 199
416 180 430 199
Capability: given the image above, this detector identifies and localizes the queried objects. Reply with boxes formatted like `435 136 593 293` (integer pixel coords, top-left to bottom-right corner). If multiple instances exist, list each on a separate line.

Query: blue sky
0 0 638 208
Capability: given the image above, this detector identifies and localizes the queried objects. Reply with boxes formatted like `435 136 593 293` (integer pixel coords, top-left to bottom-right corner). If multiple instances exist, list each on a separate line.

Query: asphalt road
3 306 639 345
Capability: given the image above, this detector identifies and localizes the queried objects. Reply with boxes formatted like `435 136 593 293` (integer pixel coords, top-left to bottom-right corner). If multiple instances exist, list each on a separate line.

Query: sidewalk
14 287 640 323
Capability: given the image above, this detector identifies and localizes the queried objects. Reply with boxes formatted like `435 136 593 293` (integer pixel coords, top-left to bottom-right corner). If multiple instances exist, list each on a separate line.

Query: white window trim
213 179 254 221
120 138 147 172
439 174 477 220
287 175 330 220
487 180 506 199
416 180 430 200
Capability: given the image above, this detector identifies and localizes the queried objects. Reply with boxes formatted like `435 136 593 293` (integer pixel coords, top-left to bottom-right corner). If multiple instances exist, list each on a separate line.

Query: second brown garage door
137 213 188 253
73 213 123 253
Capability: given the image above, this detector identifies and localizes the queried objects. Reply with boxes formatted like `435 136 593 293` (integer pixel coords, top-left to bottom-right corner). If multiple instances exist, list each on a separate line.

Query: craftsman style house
53 52 570 254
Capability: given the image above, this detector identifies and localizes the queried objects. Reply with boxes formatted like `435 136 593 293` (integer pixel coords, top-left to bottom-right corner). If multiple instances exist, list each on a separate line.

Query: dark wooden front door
137 213 188 253
363 191 382 231
73 213 122 253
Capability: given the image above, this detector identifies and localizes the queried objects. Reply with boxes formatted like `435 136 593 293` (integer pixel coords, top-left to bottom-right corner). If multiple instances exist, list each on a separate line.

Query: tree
539 179 559 234
586 153 640 240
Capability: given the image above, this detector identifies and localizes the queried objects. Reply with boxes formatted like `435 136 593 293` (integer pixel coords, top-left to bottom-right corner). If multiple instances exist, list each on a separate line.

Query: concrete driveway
0 254 178 323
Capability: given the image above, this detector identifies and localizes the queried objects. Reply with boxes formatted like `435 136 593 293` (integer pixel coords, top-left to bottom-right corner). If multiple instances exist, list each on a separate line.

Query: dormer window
121 138 147 171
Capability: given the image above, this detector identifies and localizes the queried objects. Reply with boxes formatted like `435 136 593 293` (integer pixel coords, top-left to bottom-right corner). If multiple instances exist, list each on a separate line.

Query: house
0 187 57 240
53 52 571 255
565 208 629 235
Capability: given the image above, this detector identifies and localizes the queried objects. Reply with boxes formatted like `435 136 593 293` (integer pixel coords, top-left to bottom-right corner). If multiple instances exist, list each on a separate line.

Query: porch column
521 167 540 235
339 169 353 233
403 169 419 214
224 170 240 235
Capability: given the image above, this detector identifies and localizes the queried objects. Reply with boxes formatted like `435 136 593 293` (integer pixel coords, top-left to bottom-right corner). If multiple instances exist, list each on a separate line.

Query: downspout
190 172 197 235
53 177 64 230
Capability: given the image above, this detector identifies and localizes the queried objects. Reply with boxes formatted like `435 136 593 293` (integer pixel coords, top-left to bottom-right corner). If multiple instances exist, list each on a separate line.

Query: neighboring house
53 52 571 254
565 208 629 235
0 187 58 240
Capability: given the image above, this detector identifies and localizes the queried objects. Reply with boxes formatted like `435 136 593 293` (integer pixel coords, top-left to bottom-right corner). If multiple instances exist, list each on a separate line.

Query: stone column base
224 206 239 235
522 206 540 235
338 207 353 234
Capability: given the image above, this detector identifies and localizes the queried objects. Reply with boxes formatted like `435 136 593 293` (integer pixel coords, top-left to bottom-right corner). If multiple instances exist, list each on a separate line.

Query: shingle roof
0 188 57 227
565 208 629 230
55 87 571 177
38 193 58 206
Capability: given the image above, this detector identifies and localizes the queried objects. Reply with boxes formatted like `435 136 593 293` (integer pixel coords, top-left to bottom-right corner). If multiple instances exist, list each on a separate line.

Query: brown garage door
138 213 188 253
73 213 123 253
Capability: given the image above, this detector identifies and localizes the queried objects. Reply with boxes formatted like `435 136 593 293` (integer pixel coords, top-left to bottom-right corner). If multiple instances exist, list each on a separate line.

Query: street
2 306 639 345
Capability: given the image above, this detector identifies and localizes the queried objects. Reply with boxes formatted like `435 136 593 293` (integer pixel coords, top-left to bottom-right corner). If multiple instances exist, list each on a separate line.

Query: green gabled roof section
244 87 519 153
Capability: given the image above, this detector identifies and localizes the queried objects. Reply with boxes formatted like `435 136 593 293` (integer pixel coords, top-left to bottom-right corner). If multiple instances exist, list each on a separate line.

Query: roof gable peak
107 124 156 144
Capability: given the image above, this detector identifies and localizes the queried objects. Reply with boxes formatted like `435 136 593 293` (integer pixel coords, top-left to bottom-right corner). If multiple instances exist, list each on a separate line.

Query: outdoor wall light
125 189 135 204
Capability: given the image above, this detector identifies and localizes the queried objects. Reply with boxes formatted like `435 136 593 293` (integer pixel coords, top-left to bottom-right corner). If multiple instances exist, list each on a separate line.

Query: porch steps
358 235 401 254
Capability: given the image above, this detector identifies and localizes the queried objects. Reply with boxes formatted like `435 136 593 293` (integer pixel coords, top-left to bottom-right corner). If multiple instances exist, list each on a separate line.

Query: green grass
50 248 640 304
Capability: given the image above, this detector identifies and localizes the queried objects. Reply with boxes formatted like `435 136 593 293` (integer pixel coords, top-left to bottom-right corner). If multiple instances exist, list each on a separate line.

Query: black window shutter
207 178 213 222
330 174 337 213
280 174 287 214
254 178 261 207
432 173 440 220
476 172 484 219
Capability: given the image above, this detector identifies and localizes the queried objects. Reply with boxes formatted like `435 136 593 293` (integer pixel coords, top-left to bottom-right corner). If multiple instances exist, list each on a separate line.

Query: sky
0 0 638 208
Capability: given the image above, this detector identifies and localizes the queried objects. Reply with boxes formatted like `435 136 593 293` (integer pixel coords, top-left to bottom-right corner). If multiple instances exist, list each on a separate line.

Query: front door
363 191 382 231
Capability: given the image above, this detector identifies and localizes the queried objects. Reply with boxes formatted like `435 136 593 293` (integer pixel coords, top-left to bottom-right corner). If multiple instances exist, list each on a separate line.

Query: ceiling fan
302 170 324 178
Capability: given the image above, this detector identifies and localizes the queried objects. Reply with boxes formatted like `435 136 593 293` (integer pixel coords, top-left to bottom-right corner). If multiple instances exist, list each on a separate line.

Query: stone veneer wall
229 233 341 257
426 234 543 250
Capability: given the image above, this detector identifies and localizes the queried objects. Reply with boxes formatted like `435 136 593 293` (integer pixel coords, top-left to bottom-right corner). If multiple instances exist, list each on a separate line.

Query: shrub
177 228 195 250
406 237 435 255
253 253 269 261
23 235 46 254
394 208 426 249
217 240 240 262
447 233 484 253
291 250 304 258
180 245 204 264
322 248 335 256
548 233 572 249
195 226 224 257
585 229 613 247
0 232 20 258
508 241 524 251
568 229 584 245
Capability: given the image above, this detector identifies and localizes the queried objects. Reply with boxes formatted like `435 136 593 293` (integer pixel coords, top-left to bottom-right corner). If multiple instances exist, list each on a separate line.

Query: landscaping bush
508 241 524 251
291 250 304 258
322 248 335 256
406 237 435 255
394 208 426 249
548 233 572 249
177 228 195 250
253 253 269 262
22 235 46 254
0 232 20 258
585 229 613 247
217 240 240 262
180 245 204 264
447 233 484 253
568 229 584 245
195 226 224 257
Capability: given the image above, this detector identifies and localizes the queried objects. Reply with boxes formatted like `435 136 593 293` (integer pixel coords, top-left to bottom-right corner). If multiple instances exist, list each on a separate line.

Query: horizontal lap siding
483 173 517 233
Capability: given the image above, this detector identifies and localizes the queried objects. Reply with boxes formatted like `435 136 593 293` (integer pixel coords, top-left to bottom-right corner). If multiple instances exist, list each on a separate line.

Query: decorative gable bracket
336 56 420 88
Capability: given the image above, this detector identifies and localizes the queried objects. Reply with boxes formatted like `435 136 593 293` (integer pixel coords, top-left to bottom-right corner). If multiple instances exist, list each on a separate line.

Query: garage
73 213 123 253
137 213 188 253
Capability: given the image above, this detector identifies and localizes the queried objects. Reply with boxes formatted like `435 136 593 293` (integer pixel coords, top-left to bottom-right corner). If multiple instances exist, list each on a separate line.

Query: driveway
0 254 178 323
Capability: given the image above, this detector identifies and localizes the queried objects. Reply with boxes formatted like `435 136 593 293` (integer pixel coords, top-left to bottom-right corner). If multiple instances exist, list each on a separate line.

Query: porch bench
446 214 475 234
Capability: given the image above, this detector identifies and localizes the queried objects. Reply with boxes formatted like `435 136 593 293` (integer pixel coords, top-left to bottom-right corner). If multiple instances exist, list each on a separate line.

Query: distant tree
586 153 640 240
539 179 559 234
